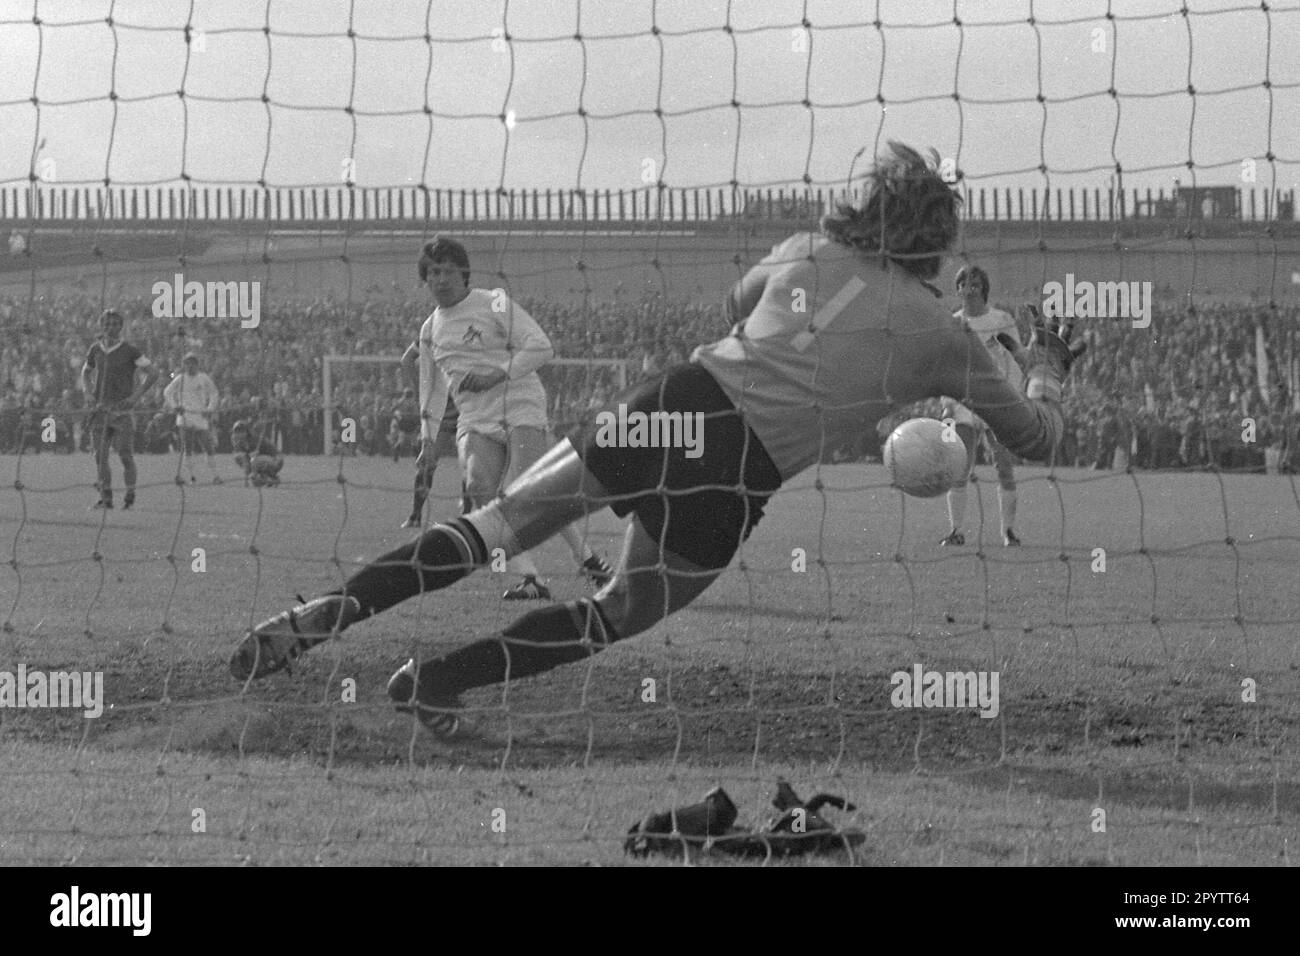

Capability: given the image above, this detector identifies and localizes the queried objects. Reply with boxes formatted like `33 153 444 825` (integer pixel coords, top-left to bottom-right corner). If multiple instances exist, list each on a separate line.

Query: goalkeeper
230 142 1083 740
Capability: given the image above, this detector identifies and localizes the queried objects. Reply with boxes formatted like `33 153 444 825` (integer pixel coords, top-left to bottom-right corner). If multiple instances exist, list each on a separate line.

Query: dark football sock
411 470 431 517
338 517 487 619
418 600 619 699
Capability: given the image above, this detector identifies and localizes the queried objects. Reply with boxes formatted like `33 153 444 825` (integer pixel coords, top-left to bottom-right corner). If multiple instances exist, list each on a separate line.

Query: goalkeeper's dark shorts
570 362 782 571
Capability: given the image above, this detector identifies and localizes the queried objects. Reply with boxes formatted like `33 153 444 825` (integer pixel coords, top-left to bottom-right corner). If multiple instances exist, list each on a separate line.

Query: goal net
0 1 1296 868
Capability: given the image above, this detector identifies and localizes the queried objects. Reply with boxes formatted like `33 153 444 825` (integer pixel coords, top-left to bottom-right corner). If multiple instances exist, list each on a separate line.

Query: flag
1256 324 1271 406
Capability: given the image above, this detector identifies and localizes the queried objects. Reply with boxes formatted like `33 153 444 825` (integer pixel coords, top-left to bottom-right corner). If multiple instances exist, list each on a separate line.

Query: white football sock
507 551 541 580
999 488 1017 532
947 486 967 533
559 523 593 565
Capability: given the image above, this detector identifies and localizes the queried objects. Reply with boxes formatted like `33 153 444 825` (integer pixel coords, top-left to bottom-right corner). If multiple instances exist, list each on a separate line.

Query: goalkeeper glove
996 306 1085 404
624 787 739 857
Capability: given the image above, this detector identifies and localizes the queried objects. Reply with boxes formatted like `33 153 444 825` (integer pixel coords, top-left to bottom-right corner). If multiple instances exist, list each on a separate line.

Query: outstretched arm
727 268 769 324
930 316 1084 463
500 298 554 380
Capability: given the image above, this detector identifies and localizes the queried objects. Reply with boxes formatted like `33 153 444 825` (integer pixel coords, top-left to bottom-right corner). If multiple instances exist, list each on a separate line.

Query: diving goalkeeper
229 142 1083 740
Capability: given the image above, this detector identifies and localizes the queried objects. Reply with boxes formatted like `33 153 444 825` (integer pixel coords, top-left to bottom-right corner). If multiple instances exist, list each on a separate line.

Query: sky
1 0 1298 201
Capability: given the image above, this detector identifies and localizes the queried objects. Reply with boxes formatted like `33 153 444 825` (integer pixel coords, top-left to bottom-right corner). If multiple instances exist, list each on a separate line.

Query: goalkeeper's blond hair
821 142 961 281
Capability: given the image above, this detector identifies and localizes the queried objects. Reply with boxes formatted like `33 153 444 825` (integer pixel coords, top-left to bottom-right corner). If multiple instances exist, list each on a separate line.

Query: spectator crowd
2 287 1299 473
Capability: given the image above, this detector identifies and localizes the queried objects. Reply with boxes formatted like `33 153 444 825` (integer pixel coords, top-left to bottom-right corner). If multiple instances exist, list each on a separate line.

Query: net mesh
0 1 1297 865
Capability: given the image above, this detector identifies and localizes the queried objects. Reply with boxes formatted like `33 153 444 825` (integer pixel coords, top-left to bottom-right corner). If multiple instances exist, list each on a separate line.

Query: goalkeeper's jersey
691 231 1063 481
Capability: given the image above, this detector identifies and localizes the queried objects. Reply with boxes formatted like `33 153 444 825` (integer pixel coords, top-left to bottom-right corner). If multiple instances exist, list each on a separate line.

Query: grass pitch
1 451 1297 865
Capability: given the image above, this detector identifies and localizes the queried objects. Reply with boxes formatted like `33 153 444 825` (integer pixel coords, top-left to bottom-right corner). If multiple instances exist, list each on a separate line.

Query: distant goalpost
321 354 630 454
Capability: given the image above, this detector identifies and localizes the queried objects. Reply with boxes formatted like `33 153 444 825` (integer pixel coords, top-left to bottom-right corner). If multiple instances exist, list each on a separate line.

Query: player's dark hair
418 237 471 285
101 309 124 326
820 142 960 280
955 265 990 301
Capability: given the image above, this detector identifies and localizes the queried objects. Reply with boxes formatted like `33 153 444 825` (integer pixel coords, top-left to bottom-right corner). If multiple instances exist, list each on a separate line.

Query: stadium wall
3 222 1299 308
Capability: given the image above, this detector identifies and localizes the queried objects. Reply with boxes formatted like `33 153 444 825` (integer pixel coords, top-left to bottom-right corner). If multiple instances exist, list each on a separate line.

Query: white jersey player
162 351 222 484
414 237 611 599
398 342 461 528
939 266 1024 547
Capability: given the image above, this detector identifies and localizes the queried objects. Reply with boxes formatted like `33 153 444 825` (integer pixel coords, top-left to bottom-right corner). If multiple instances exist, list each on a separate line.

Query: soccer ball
882 417 967 498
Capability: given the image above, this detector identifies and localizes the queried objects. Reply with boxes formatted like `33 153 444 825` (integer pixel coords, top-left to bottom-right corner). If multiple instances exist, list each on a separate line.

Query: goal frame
320 353 630 454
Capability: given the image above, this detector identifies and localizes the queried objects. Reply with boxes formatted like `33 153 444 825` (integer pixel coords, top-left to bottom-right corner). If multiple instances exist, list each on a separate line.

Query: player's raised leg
500 425 613 594
456 430 546 599
230 439 609 681
533 431 608 582
386 363 781 736
387 510 719 737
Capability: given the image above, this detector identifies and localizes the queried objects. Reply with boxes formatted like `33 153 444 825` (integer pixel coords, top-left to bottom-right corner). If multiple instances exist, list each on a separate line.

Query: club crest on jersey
462 325 484 345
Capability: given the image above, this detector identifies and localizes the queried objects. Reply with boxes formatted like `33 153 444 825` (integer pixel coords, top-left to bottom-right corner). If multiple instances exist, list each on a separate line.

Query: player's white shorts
454 379 549 443
176 411 211 431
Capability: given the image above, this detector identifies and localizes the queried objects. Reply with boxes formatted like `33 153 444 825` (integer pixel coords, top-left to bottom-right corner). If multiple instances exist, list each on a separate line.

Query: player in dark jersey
81 310 160 509
230 420 284 487
229 143 1084 741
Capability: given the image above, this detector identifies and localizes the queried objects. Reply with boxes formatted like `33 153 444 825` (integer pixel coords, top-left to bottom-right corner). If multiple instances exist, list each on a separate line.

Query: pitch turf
1 451 1297 865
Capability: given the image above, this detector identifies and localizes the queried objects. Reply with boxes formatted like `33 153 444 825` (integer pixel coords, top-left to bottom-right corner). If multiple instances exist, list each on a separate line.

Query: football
882 417 968 498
